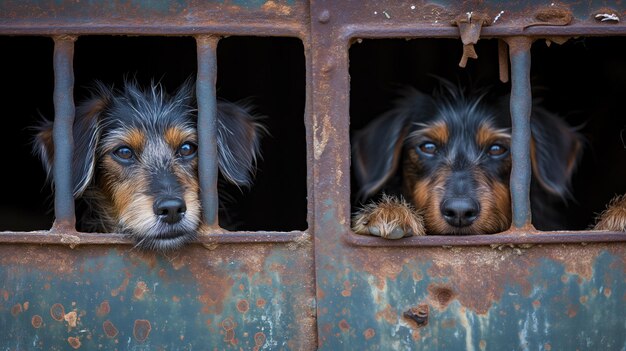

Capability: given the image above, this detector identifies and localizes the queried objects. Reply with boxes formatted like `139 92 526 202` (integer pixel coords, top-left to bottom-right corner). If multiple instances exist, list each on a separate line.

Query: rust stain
604 287 613 297
31 315 43 328
567 305 578 318
256 298 266 308
579 295 588 304
532 300 541 308
67 337 81 349
111 269 131 297
253 332 266 351
172 295 180 303
10 303 22 317
23 301 29 311
133 319 151 342
1 289 9 301
64 311 78 329
375 304 397 324
428 285 456 310
236 299 249 313
338 319 350 332
103 320 118 338
96 300 110 317
262 0 292 16
341 280 352 297
221 317 238 345
479 340 487 350
363 328 375 340
133 281 149 300
50 303 65 321
544 343 552 351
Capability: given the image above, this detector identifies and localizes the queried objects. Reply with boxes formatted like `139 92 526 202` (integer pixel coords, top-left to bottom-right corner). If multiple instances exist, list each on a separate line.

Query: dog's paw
594 194 626 231
352 195 425 239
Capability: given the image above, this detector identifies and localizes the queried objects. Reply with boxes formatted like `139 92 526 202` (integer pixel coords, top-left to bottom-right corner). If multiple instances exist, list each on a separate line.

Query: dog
35 80 264 251
352 82 582 238
594 195 626 231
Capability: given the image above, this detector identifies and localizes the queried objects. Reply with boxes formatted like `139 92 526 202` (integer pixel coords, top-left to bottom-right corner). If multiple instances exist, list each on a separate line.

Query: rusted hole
67 336 81 349
50 303 65 321
103 320 118 338
404 304 429 328
236 299 249 313
31 315 43 328
428 285 456 309
96 300 110 317
133 319 151 342
11 303 22 317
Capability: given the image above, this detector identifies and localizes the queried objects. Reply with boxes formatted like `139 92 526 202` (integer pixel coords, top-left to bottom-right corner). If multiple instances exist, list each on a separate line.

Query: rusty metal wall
1 1 626 350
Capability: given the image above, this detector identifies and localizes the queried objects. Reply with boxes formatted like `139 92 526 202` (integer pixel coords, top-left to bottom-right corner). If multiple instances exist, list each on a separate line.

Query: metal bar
195 35 220 228
343 231 626 247
338 25 626 40
0 25 306 37
507 37 533 230
0 231 308 245
52 35 77 231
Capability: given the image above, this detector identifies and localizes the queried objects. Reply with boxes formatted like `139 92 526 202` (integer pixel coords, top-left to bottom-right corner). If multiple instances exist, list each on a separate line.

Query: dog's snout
154 197 187 224
441 198 479 228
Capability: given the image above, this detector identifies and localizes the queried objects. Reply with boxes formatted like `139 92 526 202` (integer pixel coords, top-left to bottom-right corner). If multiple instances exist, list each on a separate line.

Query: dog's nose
154 198 187 224
441 198 479 228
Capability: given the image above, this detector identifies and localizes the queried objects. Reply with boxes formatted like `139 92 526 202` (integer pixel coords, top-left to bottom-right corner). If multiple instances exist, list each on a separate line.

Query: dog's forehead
103 98 196 133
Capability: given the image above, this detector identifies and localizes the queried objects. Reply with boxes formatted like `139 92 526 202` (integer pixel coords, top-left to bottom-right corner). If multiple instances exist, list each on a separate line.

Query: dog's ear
530 107 582 198
34 83 112 197
216 100 265 187
352 90 433 199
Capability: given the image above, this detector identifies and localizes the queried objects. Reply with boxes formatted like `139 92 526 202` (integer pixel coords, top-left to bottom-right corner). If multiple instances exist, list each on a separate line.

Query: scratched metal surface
0 243 316 350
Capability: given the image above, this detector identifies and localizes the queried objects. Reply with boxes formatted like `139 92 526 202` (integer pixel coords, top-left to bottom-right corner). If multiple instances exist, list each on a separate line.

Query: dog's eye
178 142 197 158
487 144 508 157
418 142 437 156
113 146 134 161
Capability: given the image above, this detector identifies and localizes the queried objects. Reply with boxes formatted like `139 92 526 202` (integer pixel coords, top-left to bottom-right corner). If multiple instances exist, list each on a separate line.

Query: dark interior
0 35 307 232
349 37 626 231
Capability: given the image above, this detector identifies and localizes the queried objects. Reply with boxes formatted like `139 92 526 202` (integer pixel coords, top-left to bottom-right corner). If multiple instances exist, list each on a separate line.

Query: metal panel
0 242 316 350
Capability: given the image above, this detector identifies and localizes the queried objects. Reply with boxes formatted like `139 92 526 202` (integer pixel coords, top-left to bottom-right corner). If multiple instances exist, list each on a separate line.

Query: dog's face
94 93 202 250
401 109 513 234
35 81 263 251
353 84 581 235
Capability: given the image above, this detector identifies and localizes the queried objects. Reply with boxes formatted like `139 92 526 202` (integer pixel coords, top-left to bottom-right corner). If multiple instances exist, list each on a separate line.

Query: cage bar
195 35 220 227
51 35 77 231
507 37 533 230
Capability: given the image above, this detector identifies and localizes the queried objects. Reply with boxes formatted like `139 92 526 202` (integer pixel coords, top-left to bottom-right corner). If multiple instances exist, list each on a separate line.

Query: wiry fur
594 194 626 231
352 82 582 238
34 80 263 251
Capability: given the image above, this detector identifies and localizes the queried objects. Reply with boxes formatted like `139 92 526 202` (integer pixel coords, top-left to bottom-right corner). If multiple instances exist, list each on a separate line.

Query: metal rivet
318 10 331 23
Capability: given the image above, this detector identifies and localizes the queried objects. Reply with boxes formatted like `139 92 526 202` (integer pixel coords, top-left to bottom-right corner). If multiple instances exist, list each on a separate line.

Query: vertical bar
195 35 219 227
52 35 77 231
507 37 533 230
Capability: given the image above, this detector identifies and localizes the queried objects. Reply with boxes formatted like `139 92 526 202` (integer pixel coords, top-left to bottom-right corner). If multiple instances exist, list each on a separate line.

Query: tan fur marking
476 123 510 148
422 122 449 145
164 127 196 149
124 128 146 152
352 195 425 238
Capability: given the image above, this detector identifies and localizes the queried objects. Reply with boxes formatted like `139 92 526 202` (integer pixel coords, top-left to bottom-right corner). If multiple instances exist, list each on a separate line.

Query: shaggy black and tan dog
352 83 582 238
35 80 263 251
